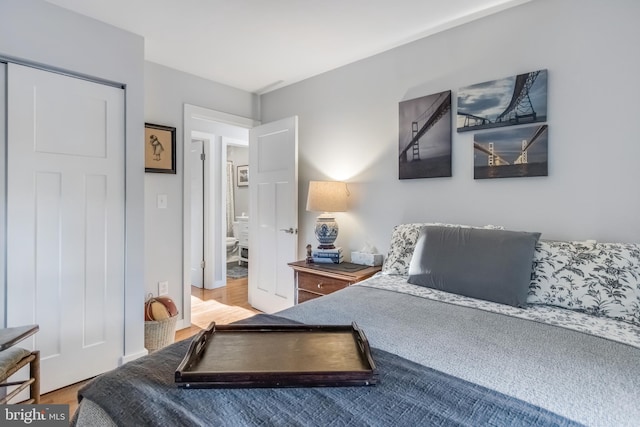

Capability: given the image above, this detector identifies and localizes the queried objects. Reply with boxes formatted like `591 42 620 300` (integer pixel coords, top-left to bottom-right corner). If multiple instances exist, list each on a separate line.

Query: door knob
280 227 297 234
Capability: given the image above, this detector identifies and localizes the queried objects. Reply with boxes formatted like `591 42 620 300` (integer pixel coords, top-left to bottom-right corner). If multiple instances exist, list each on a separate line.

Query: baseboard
205 280 226 290
120 349 148 365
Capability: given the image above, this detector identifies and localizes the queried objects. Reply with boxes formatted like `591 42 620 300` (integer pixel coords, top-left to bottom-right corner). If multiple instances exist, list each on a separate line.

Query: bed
73 224 640 427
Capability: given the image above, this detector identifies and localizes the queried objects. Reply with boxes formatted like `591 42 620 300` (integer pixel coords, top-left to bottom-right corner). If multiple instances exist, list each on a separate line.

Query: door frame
182 104 258 328
189 133 217 291
189 138 205 289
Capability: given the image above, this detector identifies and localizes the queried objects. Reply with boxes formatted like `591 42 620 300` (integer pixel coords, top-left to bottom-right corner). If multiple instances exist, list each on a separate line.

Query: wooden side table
288 261 382 304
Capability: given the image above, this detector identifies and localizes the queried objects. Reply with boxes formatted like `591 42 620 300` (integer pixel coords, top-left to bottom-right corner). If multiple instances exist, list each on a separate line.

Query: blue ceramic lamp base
314 214 339 249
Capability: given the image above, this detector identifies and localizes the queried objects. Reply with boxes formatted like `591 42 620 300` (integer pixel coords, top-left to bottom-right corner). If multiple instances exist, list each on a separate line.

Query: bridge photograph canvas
473 124 548 179
457 69 547 133
399 90 452 180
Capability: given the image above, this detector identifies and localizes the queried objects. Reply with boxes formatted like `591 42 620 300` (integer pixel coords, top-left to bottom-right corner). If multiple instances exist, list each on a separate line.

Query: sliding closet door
6 63 125 393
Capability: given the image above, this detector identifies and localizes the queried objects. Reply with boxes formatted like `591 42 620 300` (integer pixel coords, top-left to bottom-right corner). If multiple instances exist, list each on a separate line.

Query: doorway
224 138 249 273
188 131 248 291
182 105 299 322
182 105 256 329
189 135 248 290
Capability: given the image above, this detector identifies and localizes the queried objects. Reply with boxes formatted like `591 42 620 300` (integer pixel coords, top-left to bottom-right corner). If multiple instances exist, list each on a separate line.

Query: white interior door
6 63 125 393
248 116 298 313
190 139 204 288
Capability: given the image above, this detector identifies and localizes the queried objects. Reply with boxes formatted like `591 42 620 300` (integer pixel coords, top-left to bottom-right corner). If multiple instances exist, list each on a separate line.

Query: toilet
226 221 240 257
226 237 238 253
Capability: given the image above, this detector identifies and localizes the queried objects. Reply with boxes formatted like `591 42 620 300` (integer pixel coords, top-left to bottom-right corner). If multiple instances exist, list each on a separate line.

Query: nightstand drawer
297 289 323 304
298 272 350 296
288 260 382 305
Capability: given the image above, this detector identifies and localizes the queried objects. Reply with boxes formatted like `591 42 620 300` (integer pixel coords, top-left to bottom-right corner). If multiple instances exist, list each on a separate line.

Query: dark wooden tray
175 322 378 388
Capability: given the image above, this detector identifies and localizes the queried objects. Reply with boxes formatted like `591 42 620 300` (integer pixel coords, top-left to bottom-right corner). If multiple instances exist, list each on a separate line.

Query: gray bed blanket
77 314 581 427
276 285 640 427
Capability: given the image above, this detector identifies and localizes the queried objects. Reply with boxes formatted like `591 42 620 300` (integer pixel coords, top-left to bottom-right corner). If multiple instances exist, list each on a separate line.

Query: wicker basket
144 315 178 352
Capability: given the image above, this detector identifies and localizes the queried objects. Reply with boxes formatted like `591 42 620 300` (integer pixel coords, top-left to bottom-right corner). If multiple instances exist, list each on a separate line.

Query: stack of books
311 247 344 264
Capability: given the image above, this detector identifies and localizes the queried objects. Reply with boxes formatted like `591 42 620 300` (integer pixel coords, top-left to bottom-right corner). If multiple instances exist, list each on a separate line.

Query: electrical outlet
158 281 169 296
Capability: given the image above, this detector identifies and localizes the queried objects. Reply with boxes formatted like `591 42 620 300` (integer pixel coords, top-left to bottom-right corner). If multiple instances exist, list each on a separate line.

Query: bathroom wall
228 145 249 220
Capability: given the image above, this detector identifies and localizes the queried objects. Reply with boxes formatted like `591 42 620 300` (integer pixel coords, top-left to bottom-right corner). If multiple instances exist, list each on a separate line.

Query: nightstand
288 261 382 304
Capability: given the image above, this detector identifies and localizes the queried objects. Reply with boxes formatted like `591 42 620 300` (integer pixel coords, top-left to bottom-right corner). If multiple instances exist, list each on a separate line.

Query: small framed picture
237 165 249 187
145 123 176 174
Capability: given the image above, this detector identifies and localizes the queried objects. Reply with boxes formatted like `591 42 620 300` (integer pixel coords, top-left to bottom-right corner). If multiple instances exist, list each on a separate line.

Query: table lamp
306 181 349 249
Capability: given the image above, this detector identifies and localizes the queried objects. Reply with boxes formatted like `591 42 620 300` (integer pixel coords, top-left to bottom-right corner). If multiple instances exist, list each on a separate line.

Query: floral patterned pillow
382 223 503 275
528 240 640 327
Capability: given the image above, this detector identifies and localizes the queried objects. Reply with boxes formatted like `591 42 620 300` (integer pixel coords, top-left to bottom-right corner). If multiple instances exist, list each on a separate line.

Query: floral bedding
361 273 640 349
382 222 640 346
528 240 640 327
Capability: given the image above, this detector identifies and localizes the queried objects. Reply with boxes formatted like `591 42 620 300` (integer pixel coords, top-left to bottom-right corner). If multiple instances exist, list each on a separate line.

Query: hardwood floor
41 276 257 417
176 277 259 341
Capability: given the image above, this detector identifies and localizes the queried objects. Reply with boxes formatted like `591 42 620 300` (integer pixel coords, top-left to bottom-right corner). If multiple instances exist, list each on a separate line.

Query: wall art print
145 123 176 174
473 124 548 179
399 90 452 180
237 165 249 187
457 69 547 133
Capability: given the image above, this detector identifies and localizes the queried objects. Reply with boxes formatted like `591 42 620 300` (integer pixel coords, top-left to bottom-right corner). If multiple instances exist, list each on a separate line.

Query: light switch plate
157 194 167 209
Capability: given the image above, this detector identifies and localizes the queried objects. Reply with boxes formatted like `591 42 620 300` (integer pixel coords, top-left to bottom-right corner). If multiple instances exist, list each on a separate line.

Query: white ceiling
44 0 531 94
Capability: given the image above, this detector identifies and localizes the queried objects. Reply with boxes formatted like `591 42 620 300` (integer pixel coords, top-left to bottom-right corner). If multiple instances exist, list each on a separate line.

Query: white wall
144 62 258 322
261 0 640 260
0 0 146 361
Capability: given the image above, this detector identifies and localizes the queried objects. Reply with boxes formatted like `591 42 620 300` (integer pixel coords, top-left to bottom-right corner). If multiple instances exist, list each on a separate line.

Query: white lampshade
306 181 348 213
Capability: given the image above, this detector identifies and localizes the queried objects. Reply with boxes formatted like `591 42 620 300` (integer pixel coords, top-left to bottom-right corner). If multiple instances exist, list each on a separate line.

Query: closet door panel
7 63 126 393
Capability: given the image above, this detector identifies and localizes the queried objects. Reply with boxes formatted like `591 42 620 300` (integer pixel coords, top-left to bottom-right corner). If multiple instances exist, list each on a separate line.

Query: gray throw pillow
408 226 541 307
